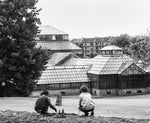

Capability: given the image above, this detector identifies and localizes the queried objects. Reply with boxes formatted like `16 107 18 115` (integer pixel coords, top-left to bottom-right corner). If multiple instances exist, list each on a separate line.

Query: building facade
31 65 91 96
71 37 111 58
32 45 150 97
88 45 150 97
36 25 82 55
37 25 69 41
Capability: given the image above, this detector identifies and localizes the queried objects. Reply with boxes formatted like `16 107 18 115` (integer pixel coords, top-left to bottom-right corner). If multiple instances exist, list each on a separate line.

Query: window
39 35 53 41
94 91 97 95
52 35 56 40
102 51 105 55
86 43 90 46
63 35 68 40
127 91 131 94
106 91 111 95
56 35 63 40
126 80 132 88
60 83 68 89
49 83 60 89
137 90 142 93
113 50 123 55
106 51 110 55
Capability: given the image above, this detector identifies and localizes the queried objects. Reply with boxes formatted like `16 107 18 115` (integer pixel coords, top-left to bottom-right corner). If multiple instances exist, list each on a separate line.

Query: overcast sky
37 0 150 39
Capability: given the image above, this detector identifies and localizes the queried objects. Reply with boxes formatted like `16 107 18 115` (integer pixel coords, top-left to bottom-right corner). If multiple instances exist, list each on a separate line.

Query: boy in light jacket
79 85 95 116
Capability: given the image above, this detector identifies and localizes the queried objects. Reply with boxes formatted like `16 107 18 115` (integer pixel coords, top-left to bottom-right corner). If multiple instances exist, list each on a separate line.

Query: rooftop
47 52 78 66
36 41 81 51
37 45 146 85
61 58 92 66
38 25 68 35
71 38 82 44
37 65 91 84
88 54 136 75
100 45 122 51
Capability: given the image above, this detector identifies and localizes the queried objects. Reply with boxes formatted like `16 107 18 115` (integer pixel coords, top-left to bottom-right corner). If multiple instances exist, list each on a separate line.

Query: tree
109 34 130 47
130 35 150 64
0 0 50 96
109 34 131 55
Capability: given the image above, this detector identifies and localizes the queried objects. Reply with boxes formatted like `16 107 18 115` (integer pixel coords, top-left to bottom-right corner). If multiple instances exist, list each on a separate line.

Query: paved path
0 94 150 119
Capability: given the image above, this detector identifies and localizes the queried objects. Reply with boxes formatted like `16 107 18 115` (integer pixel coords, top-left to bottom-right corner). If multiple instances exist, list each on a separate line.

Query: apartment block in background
71 37 110 58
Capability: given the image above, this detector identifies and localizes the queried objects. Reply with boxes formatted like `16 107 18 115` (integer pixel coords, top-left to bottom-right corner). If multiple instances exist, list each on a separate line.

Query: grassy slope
0 110 148 123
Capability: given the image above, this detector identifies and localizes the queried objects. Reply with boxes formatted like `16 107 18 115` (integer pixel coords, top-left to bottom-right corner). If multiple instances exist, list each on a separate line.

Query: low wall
92 87 150 97
92 88 118 97
31 87 150 97
118 88 150 96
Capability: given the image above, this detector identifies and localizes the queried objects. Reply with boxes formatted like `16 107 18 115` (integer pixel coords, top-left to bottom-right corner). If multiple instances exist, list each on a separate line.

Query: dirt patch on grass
0 110 149 123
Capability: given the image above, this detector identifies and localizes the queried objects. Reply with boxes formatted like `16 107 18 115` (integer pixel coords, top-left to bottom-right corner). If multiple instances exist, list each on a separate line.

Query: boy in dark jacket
34 90 57 114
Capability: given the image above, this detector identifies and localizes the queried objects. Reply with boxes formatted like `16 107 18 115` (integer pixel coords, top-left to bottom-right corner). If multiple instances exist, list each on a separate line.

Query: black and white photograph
0 0 150 122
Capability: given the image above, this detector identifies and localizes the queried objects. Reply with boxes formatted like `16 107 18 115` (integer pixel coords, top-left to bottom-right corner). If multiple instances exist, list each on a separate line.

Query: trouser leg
81 109 94 116
35 107 48 114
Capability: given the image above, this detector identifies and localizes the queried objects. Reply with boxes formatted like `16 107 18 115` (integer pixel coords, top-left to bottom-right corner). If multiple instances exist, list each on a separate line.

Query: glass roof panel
88 54 135 75
37 65 90 84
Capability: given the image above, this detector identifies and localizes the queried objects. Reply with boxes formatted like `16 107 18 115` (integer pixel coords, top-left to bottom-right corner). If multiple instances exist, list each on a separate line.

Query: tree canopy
130 36 150 64
0 0 50 96
109 34 150 65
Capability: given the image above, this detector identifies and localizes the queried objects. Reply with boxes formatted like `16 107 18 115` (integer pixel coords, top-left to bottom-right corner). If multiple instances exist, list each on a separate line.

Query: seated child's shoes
85 112 89 116
91 111 94 116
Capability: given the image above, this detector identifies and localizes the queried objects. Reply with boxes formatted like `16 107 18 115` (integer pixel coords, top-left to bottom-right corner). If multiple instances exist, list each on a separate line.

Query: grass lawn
0 110 149 123
0 94 150 122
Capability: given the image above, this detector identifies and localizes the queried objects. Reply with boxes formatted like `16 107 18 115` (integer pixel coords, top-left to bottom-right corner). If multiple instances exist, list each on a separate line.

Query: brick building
71 37 111 58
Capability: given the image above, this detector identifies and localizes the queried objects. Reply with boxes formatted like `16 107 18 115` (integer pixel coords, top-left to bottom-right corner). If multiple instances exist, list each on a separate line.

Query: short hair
41 90 49 96
80 85 89 93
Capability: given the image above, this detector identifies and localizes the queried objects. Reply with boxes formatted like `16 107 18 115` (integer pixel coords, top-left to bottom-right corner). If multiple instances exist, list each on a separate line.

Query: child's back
79 85 95 116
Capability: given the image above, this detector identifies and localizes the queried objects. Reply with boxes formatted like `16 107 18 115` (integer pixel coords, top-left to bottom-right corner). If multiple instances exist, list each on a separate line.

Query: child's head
41 90 49 96
80 85 89 93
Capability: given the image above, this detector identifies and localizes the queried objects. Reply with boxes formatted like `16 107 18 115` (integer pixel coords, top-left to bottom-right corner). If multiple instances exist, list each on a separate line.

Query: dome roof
100 45 122 51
